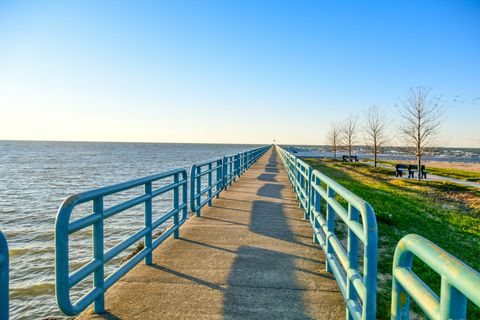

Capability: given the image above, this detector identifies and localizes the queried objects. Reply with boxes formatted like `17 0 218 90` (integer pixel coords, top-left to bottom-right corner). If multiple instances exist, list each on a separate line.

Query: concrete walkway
77 147 344 320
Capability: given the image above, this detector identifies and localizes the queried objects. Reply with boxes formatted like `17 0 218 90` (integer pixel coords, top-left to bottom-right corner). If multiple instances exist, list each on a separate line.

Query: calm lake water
0 141 261 319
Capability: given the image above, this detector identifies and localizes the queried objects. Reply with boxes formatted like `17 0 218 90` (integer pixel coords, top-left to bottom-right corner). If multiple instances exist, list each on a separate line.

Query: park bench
342 155 359 162
395 164 409 177
408 165 427 179
395 164 427 178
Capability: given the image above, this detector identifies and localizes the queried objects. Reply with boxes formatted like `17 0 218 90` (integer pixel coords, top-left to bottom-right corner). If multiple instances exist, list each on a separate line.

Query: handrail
190 145 271 215
0 231 8 320
391 234 480 319
277 146 378 320
55 169 188 316
56 145 270 317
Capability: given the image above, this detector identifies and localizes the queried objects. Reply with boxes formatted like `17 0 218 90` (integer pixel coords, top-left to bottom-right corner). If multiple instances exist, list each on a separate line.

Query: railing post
229 158 233 186
295 160 300 202
346 206 359 320
173 173 179 238
208 163 213 206
325 186 335 273
305 166 312 220
440 276 467 319
216 159 222 198
391 251 412 319
242 152 247 173
313 176 321 244
0 232 8 320
364 204 378 320
144 182 153 265
223 156 227 190
182 171 188 221
196 166 201 217
190 165 196 213
235 154 240 179
93 196 105 313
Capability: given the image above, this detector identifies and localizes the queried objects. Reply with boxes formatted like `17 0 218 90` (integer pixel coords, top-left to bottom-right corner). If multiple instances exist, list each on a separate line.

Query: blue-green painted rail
0 231 8 320
190 146 269 215
54 145 270 316
278 146 378 320
391 234 480 319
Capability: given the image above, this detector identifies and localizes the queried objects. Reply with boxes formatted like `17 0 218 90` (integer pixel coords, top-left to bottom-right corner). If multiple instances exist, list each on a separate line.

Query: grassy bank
304 158 480 319
372 159 480 182
427 166 480 182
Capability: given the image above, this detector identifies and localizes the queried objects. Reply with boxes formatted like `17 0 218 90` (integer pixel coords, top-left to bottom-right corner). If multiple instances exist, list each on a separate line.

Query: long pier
77 147 344 319
1 146 479 319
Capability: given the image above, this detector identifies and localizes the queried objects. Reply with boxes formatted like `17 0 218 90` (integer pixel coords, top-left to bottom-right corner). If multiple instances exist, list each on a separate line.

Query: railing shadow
222 148 313 318
257 173 277 182
223 246 311 319
257 183 284 199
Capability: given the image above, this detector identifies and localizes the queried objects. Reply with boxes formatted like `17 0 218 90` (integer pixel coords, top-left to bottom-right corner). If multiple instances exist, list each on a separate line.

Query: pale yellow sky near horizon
1 103 479 147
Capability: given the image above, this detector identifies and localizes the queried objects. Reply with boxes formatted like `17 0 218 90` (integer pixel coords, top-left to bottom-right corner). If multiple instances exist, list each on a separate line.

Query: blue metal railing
293 158 311 219
391 234 480 319
190 145 271 215
55 169 188 316
277 146 378 320
223 154 237 189
0 231 8 320
190 158 223 215
55 145 270 316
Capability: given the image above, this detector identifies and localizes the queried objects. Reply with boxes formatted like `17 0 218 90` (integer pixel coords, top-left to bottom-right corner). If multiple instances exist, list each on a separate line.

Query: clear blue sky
1 1 479 146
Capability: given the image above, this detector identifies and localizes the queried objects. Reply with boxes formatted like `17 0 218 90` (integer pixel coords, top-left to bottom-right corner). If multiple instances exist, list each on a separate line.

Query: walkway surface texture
78 147 344 319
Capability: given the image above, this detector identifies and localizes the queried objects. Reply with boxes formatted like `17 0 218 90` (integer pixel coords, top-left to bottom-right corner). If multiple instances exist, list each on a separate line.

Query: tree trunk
417 155 422 181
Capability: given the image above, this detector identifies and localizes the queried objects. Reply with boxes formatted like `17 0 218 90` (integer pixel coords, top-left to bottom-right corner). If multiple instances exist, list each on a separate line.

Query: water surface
0 141 259 319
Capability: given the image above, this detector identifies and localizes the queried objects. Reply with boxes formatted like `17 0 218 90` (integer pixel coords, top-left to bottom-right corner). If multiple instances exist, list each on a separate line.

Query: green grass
304 158 480 319
370 159 480 182
427 167 480 182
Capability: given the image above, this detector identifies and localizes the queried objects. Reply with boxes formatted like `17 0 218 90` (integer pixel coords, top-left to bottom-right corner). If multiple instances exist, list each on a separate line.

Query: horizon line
0 138 479 149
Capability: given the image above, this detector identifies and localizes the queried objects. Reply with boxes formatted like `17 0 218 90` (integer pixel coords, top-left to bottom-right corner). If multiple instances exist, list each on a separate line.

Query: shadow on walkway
223 147 312 319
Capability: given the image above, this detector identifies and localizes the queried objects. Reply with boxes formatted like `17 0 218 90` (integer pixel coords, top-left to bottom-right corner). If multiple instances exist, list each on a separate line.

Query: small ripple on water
10 282 55 299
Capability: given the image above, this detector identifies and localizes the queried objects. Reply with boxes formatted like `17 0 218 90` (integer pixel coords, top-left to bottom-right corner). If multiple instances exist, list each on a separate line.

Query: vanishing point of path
77 147 344 319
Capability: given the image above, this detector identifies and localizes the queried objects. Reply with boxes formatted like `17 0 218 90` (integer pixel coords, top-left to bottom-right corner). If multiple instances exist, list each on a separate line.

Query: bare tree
342 114 359 158
397 86 444 180
327 121 341 159
364 105 389 168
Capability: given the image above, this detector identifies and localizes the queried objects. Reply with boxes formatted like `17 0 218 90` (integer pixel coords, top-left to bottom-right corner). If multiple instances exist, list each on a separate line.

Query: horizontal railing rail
190 145 271 215
277 146 378 320
391 234 480 319
55 169 188 316
0 231 8 320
